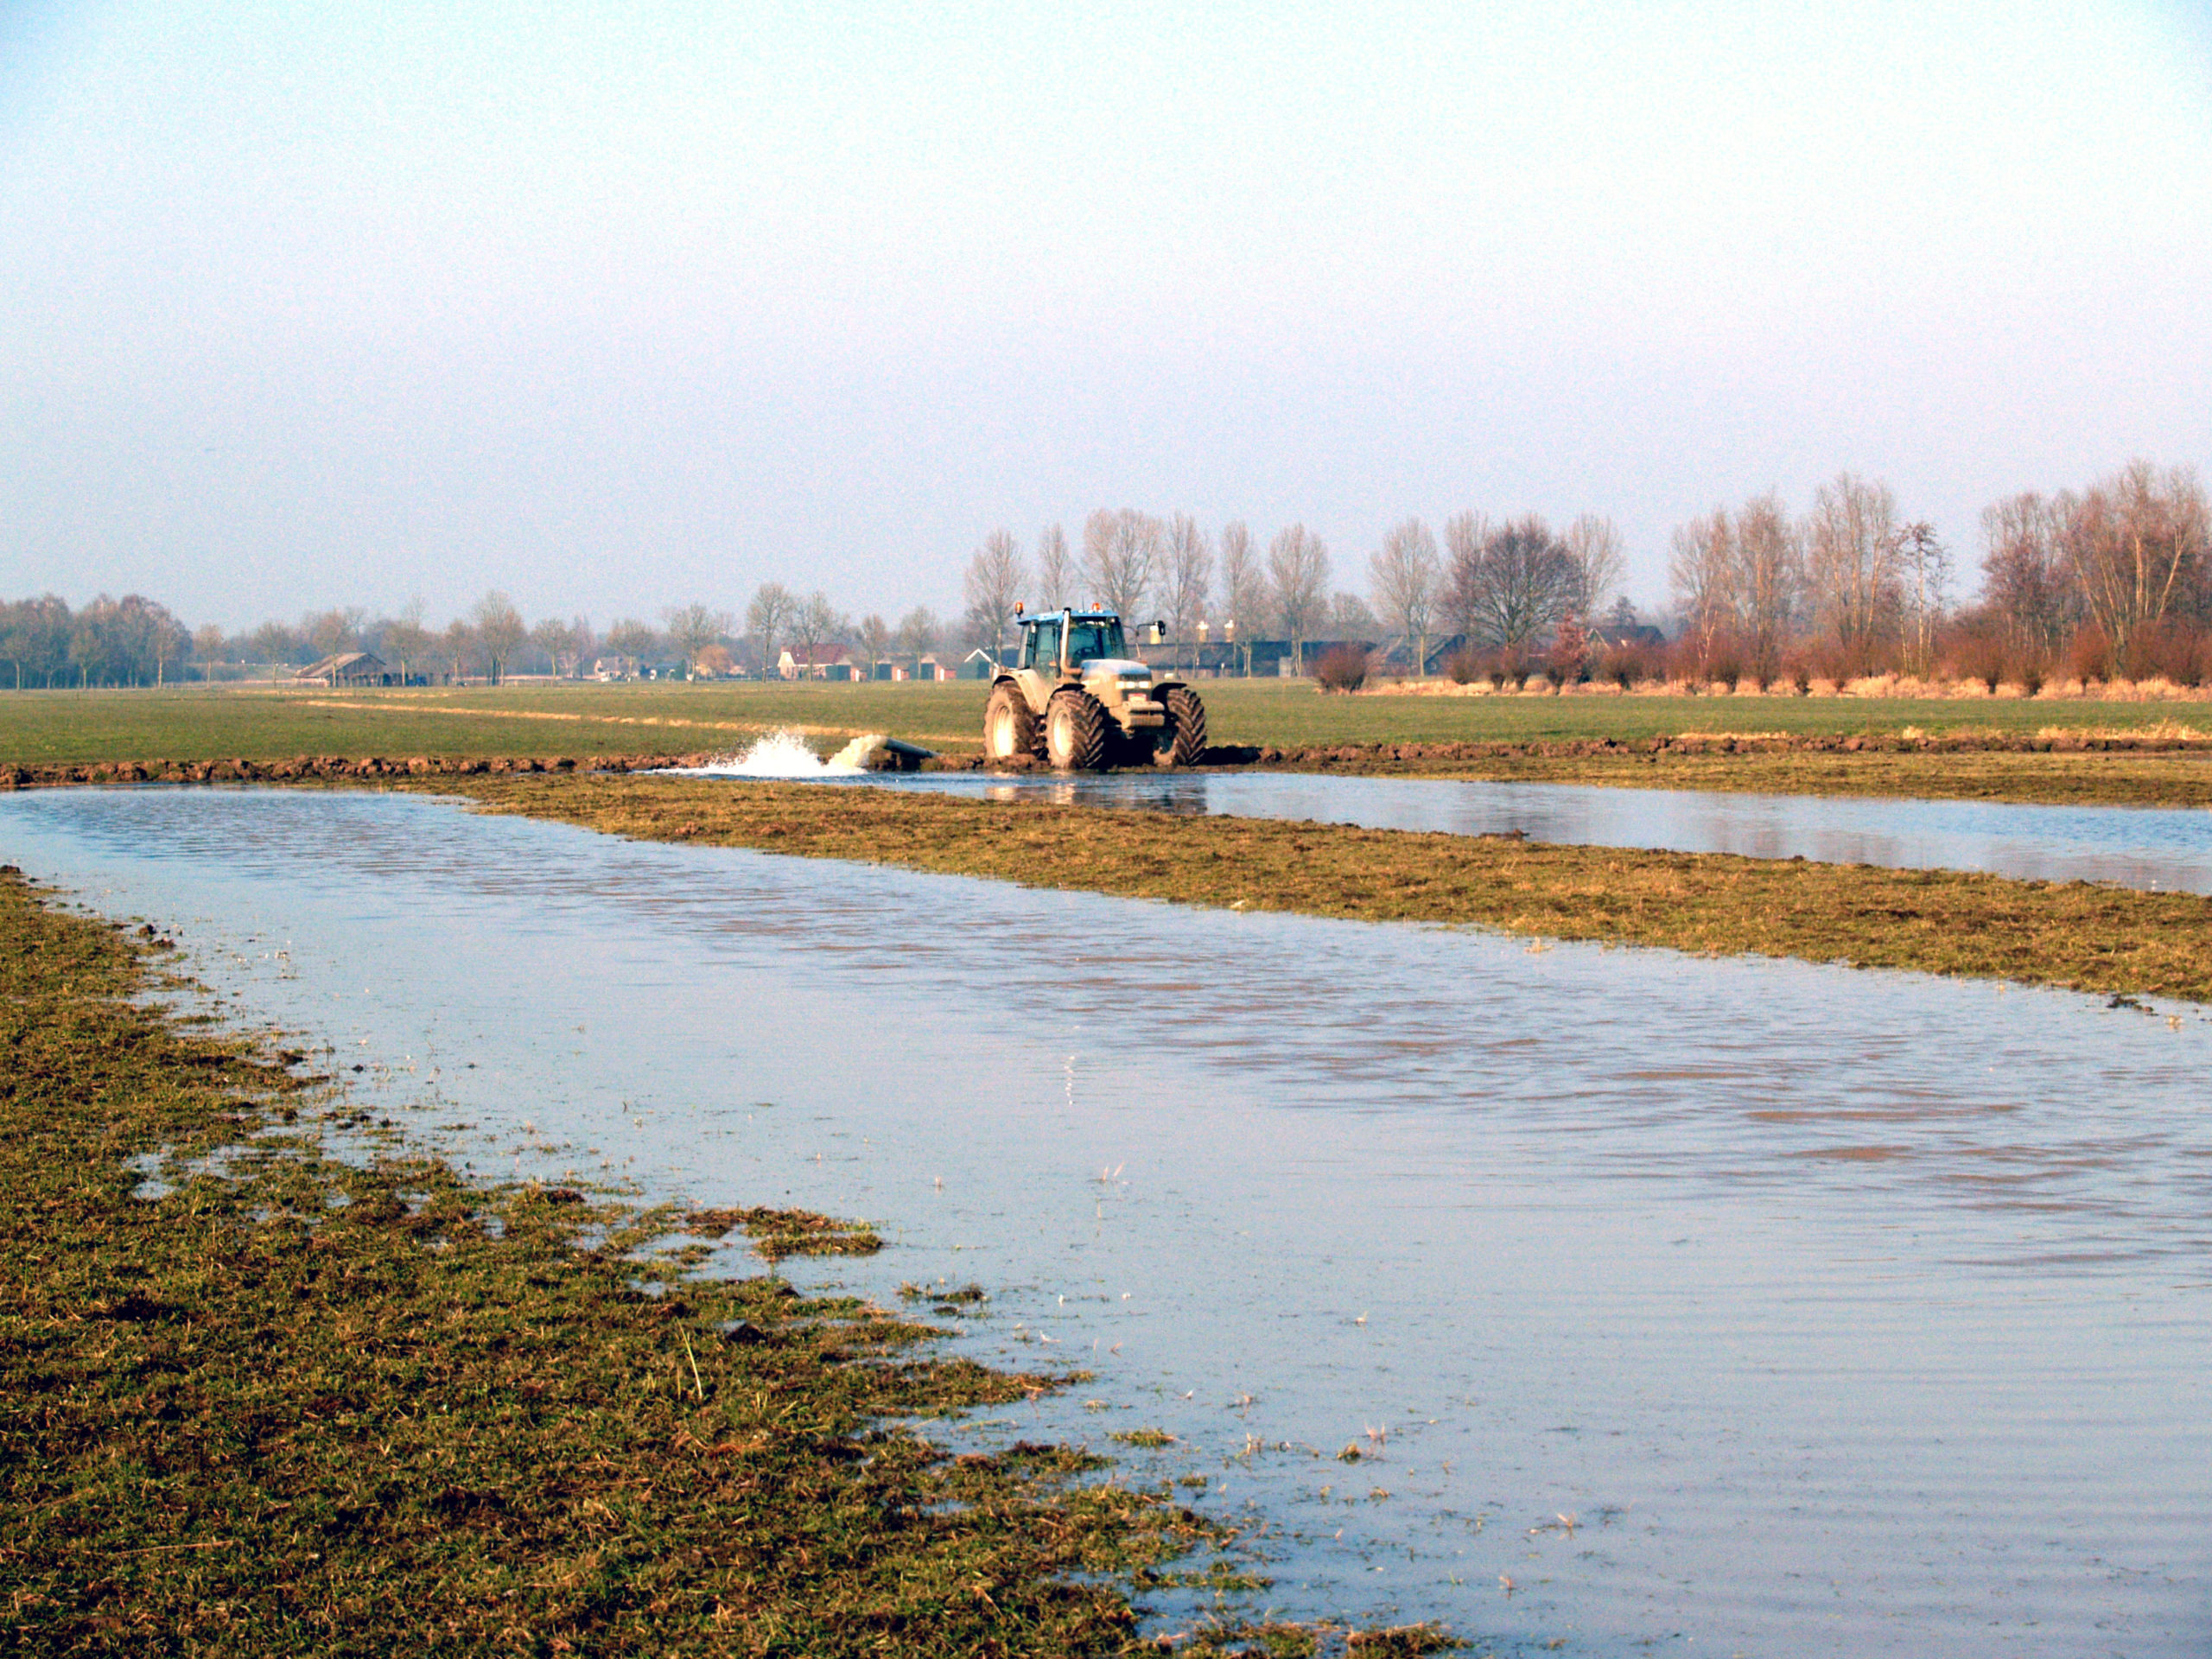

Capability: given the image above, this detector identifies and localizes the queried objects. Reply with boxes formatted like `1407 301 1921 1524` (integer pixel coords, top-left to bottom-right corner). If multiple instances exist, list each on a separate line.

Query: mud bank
1222 729 2212 767
925 728 2212 772
0 751 699 787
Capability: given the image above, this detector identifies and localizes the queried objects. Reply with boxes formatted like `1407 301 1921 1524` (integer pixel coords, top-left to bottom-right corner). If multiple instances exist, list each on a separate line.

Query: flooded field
890 769 2212 893
5 785 2209 1655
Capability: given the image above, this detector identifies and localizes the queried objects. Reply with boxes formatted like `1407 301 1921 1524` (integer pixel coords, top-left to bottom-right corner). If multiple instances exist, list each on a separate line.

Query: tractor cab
1019 610 1131 677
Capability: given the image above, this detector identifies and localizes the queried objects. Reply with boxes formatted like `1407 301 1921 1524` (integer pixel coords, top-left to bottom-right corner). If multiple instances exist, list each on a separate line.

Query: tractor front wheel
1046 689 1109 771
1155 686 1208 766
983 682 1039 762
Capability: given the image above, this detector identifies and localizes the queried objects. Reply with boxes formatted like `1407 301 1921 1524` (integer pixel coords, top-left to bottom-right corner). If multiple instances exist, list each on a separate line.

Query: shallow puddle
5 785 2209 1655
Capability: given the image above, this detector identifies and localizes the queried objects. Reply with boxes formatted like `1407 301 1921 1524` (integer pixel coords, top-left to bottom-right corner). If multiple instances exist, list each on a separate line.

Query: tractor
982 607 1207 771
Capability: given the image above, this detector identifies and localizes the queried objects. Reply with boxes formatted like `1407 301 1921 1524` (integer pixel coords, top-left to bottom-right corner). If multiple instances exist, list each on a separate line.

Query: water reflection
870 769 2212 893
3 785 2208 1656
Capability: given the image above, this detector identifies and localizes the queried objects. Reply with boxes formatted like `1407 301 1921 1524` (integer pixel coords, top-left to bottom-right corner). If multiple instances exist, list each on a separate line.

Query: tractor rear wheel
983 682 1039 762
1157 685 1207 766
1046 689 1109 771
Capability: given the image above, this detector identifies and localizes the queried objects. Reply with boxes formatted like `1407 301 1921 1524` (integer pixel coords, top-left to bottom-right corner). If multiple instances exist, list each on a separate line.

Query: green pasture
0 677 2202 769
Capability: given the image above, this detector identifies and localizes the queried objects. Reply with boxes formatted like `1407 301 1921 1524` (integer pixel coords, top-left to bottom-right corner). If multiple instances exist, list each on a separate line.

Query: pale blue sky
3 2 2209 629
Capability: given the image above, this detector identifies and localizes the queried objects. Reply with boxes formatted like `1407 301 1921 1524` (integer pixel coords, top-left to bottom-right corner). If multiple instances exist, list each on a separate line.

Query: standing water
678 744 2212 893
875 768 2212 893
3 785 2208 1656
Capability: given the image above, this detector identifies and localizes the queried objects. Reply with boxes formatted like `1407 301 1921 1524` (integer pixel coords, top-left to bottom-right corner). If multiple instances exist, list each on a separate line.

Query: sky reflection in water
3 785 2208 1656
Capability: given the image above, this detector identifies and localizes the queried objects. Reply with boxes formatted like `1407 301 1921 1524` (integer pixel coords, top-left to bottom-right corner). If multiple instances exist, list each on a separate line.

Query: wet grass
445 774 2212 1004
1299 742 2212 810
3 678 2205 776
1199 680 2211 749
0 867 1417 1656
0 682 982 769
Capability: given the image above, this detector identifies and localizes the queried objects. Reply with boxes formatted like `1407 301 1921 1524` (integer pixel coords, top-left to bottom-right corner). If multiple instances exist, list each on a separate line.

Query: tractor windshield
1064 617 1127 665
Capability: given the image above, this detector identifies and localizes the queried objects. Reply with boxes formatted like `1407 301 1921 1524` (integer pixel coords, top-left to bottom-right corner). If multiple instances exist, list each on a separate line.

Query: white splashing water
683 728 867 779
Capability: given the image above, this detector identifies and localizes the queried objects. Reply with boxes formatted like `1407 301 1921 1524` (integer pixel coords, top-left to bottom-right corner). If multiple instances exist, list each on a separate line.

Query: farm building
294 652 390 687
779 645 857 681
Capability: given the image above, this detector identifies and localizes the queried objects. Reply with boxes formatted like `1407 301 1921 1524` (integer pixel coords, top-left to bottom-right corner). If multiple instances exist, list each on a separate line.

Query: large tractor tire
983 681 1040 762
1045 688 1110 771
1155 685 1208 766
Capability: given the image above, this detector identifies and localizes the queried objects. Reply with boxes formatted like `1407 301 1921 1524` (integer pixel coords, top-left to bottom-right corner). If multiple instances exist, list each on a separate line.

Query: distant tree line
959 506 1626 676
0 586 963 688
1660 460 2211 690
0 594 191 689
16 456 2203 693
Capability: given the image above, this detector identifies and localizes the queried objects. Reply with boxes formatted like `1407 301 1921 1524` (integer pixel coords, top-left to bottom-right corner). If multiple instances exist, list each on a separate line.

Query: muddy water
6 786 2209 1656
878 769 2212 893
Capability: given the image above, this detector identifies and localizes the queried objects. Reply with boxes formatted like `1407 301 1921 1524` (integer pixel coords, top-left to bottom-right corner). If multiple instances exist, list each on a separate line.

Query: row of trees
1977 461 2212 677
0 594 192 688
222 594 566 684
1663 461 2210 686
19 459 2202 693
212 594 970 683
735 586 952 679
963 508 1628 672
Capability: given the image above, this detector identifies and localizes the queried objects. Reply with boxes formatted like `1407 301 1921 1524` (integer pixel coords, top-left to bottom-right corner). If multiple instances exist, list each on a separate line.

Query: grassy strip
442 774 2212 1004
4 679 2210 772
0 870 1423 1656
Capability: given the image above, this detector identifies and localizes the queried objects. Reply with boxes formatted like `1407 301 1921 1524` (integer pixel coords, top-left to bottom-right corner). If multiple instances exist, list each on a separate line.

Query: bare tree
1440 511 1491 645
1669 509 1736 664
964 528 1027 652
1464 515 1573 651
149 610 188 687
1329 591 1379 636
472 591 525 684
1081 509 1160 619
528 612 594 678
664 603 733 677
1034 524 1073 608
789 590 848 670
1733 493 1802 683
249 620 298 677
529 616 573 677
1980 493 2073 658
1892 523 1951 675
567 614 596 677
1218 520 1263 675
895 606 941 666
379 601 431 685
303 607 367 661
1160 513 1211 662
441 618 477 684
1078 511 1116 608
191 621 226 683
604 617 658 668
2058 459 2209 667
1563 515 1626 620
857 612 892 677
745 582 796 676
1369 518 1440 674
1804 472 1901 669
1267 524 1331 672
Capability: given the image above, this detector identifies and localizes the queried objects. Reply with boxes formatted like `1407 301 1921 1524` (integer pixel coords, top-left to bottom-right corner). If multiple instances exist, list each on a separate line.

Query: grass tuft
0 867 1402 1655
